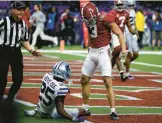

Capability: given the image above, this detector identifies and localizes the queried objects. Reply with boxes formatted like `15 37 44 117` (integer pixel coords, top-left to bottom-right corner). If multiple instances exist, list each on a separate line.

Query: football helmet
80 2 98 25
114 0 125 12
53 61 71 80
125 0 136 9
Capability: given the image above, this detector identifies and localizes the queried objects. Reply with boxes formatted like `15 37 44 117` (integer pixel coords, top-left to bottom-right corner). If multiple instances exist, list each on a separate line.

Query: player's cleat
86 110 91 116
24 109 37 117
127 74 134 80
110 112 119 120
120 72 128 82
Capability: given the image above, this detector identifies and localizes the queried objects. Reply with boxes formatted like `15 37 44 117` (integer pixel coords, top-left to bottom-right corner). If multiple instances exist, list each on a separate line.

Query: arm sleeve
56 86 69 96
38 12 46 23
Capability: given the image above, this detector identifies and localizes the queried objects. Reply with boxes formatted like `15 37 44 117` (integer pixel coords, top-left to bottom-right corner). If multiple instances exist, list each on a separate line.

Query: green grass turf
15 103 74 123
135 54 162 65
90 107 162 114
13 46 162 123
89 94 128 100
6 83 160 92
9 102 162 123
130 64 162 73
7 83 161 92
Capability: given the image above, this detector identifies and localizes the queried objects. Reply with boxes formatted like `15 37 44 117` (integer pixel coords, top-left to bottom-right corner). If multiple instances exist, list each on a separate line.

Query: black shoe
110 112 119 120
120 72 128 82
86 110 91 116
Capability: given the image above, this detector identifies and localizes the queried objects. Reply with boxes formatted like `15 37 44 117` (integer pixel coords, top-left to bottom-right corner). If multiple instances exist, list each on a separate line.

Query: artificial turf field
4 46 162 123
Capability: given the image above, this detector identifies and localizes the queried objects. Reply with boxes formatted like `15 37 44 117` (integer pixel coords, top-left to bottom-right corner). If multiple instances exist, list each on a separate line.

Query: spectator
22 6 32 44
60 8 70 42
46 7 57 33
29 4 58 49
46 6 59 47
60 8 70 31
135 8 145 49
151 9 162 50
22 6 31 29
64 13 75 45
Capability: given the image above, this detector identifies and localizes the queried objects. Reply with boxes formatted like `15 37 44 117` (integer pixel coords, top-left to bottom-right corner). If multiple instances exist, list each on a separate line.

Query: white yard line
64 105 162 108
21 49 162 55
70 93 141 100
3 95 36 107
44 55 59 59
125 60 162 68
24 69 82 72
23 60 83 64
71 73 162 77
23 63 82 67
149 79 162 83
151 72 162 75
91 113 162 115
23 57 35 60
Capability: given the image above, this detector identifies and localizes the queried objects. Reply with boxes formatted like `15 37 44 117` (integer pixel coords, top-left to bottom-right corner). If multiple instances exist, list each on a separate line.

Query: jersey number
119 16 125 27
89 25 97 38
129 16 135 26
40 81 55 107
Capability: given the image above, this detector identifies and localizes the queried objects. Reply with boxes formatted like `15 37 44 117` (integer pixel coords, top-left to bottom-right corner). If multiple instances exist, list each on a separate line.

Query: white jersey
29 11 46 29
124 9 139 52
38 73 69 115
125 9 136 33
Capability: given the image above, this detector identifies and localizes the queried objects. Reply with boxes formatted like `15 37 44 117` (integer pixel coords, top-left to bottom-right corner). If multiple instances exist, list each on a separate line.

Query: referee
0 1 42 103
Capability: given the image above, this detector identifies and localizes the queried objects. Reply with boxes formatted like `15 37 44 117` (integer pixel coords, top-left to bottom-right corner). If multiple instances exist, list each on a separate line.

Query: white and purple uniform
37 73 79 118
125 9 139 52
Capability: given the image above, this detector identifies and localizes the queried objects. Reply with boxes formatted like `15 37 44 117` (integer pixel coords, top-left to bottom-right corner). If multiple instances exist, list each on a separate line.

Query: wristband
29 49 33 53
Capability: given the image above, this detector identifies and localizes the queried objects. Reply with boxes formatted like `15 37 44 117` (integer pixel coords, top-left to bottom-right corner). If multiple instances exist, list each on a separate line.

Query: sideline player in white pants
124 0 139 79
24 61 90 122
29 4 58 49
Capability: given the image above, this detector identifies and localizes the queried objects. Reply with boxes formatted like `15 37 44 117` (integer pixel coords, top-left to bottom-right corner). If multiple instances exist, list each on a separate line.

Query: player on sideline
110 0 138 81
124 0 139 79
80 2 127 120
24 61 90 122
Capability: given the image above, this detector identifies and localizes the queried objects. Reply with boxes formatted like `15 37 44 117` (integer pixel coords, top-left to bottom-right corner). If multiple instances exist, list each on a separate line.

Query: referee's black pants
0 47 23 102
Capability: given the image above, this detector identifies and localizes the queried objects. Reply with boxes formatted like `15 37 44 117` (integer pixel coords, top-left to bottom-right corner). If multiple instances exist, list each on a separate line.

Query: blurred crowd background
0 1 162 50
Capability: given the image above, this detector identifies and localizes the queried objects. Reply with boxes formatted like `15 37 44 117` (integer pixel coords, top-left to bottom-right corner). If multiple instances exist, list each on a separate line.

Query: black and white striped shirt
0 15 28 48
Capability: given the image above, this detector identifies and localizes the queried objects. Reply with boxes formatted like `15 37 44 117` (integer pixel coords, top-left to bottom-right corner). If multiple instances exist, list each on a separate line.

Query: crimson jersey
87 12 115 48
109 9 129 33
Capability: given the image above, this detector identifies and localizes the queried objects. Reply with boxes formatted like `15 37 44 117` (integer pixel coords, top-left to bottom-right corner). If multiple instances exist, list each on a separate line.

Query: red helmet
114 0 124 12
80 2 98 25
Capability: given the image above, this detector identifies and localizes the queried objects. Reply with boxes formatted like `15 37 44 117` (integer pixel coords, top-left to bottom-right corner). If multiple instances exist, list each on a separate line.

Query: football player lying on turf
24 61 90 122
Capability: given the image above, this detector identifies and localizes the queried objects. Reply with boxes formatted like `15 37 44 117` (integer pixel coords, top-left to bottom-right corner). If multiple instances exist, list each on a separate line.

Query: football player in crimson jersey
80 2 127 120
109 0 139 81
124 0 139 79
24 61 90 122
